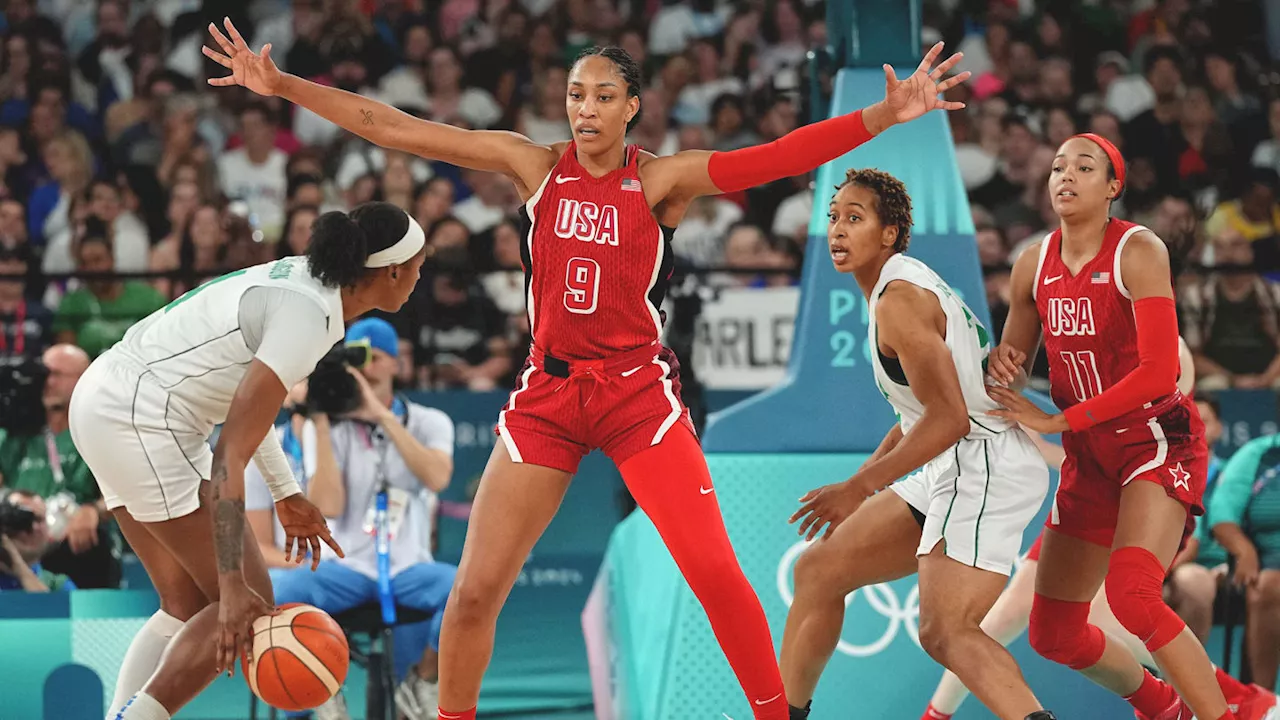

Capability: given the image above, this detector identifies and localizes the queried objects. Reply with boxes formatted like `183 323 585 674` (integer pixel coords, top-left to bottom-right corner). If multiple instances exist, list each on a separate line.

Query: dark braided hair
574 46 643 131
837 168 913 253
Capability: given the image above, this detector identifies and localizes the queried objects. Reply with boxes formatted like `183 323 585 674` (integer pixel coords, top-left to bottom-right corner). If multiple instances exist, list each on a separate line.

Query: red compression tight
618 425 788 720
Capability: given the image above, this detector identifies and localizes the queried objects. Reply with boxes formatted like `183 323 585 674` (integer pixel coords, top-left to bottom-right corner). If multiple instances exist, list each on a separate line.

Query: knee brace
1105 546 1185 653
1028 594 1106 670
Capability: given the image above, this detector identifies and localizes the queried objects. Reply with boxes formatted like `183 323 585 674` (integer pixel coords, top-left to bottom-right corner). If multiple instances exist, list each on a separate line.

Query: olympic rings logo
775 540 921 658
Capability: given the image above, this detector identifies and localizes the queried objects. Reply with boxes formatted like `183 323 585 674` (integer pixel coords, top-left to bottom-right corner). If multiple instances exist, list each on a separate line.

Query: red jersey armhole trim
1032 232 1055 302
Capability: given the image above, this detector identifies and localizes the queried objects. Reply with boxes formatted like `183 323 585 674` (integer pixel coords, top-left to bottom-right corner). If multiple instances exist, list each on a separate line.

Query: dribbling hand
275 495 345 571
216 578 276 677
882 42 970 124
203 17 283 96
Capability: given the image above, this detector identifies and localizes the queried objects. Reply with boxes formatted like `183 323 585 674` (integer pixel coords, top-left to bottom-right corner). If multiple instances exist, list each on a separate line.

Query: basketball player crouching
779 169 1055 720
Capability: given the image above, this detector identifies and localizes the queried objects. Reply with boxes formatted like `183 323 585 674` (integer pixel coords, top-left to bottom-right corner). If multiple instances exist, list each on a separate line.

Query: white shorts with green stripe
889 427 1050 576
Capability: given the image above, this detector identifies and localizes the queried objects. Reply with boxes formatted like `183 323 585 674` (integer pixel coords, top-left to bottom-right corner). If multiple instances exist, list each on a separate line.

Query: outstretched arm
204 19 551 183
648 42 968 201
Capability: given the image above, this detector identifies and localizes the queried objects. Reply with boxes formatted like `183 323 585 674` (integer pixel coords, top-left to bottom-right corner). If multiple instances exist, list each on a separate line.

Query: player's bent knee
445 576 506 626
792 545 852 599
916 615 962 664
1105 547 1185 652
1028 594 1105 670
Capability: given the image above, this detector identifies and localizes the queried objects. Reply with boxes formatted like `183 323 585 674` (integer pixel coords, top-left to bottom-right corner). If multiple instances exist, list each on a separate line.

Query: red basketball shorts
494 342 696 474
1047 397 1207 548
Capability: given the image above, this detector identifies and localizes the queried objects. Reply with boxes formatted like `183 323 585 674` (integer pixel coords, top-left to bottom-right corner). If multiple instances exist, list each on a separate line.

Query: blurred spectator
453 169 518 236
1253 98 1280 178
0 344 118 588
279 204 319 258
708 93 759 151
673 194 743 268
673 38 743 127
414 177 456 231
258 318 457 718
53 232 165 357
0 243 50 360
217 102 288 243
480 217 526 319
1203 47 1261 131
711 222 769 288
516 66 572 146
1167 395 1230 644
1205 168 1280 246
628 89 679 156
1124 46 1185 194
0 197 26 246
84 179 149 273
150 203 228 297
648 0 727 57
29 129 93 266
1180 229 1280 390
1208 430 1280 690
0 490 71 592
402 269 511 391
0 125 28 203
426 45 501 129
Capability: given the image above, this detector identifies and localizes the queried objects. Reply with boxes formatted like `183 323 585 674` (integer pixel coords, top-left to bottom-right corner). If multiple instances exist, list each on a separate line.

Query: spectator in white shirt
216 102 287 243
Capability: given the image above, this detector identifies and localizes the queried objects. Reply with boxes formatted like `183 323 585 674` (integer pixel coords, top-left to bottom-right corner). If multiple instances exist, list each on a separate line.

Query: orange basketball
245 603 350 712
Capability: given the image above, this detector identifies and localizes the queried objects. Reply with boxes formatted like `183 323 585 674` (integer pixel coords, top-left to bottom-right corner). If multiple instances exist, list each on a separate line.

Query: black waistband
543 354 571 378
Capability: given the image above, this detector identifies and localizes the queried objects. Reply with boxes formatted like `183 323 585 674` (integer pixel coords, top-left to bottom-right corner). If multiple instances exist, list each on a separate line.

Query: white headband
364 215 425 268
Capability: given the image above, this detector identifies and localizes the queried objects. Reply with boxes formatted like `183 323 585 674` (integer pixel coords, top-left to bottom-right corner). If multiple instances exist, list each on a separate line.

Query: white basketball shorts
889 428 1049 575
68 351 213 523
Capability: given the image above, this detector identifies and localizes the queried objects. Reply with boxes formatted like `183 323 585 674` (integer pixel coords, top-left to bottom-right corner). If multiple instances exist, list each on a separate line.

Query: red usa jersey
1033 218 1151 413
517 143 675 360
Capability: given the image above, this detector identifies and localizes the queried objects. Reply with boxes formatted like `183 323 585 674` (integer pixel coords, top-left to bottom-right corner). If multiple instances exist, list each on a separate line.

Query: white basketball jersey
112 257 344 430
867 254 1010 440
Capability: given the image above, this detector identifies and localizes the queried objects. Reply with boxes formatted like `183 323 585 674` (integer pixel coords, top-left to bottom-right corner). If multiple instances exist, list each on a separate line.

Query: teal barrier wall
601 456 1137 720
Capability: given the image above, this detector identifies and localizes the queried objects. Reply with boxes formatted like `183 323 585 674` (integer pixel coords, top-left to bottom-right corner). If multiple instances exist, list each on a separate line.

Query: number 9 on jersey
565 257 600 315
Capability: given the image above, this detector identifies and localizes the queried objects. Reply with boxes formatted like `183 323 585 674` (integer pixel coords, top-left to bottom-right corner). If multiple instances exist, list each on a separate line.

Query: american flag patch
1092 271 1110 284
621 177 642 192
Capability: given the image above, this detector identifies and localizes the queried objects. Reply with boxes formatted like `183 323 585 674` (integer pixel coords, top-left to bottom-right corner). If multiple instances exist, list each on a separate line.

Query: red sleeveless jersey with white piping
517 143 675 361
1034 218 1149 414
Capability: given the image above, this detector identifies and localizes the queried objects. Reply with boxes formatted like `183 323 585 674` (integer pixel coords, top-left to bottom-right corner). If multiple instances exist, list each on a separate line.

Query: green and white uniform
873 254 1049 575
68 257 345 522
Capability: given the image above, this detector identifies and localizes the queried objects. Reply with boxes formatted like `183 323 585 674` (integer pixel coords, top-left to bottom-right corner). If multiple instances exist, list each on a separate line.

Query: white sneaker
311 694 351 720
394 666 440 720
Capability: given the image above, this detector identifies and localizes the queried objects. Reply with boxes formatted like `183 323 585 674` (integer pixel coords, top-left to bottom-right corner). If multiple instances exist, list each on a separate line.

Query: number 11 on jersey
565 257 600 314
1060 349 1102 403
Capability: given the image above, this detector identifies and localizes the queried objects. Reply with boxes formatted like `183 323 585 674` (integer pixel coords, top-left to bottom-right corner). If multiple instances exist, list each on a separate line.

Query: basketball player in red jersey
985 133 1278 720
203 19 969 720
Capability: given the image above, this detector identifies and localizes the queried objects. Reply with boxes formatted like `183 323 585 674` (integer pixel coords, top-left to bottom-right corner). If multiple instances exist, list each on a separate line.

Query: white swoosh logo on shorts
620 366 644 377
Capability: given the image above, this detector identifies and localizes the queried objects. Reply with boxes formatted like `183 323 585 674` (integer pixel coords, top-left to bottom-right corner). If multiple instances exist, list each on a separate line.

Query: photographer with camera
0 343 118 588
267 317 457 720
0 489 76 592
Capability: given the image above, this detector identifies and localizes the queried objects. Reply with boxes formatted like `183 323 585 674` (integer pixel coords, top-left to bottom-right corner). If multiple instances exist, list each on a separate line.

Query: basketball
244 603 350 711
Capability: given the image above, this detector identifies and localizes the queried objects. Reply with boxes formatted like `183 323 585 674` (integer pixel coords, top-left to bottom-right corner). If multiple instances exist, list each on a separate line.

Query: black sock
1025 712 1056 720
788 702 811 720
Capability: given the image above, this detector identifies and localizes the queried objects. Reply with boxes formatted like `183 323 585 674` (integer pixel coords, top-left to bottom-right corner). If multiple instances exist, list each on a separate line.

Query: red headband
1071 132 1126 195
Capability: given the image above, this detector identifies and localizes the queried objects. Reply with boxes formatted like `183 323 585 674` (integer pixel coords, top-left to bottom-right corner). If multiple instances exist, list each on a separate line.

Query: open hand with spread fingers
203 17 283 96
882 41 971 123
987 385 1069 434
790 481 871 542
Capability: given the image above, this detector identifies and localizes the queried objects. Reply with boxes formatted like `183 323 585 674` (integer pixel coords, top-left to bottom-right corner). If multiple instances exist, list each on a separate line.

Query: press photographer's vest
109 257 345 431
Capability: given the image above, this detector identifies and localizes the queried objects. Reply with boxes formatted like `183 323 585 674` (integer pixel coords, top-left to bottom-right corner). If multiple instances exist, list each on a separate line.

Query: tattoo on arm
211 463 245 574
361 109 374 125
